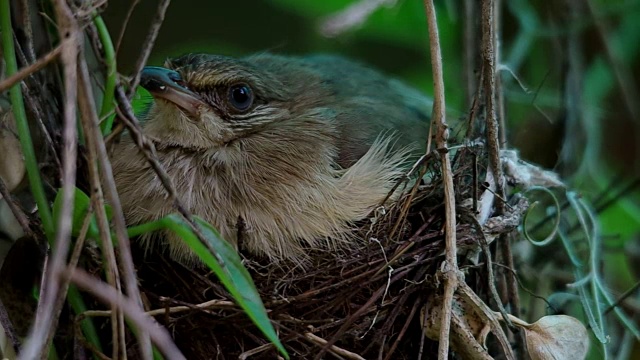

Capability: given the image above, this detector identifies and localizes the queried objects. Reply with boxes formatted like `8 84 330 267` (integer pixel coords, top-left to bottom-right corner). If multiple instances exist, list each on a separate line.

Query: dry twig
481 0 522 337
66 268 186 360
463 0 479 108
0 41 64 93
81 298 236 318
78 56 153 359
304 333 365 360
126 0 171 98
114 0 141 56
457 281 515 359
79 61 128 359
422 1 459 359
19 1 79 358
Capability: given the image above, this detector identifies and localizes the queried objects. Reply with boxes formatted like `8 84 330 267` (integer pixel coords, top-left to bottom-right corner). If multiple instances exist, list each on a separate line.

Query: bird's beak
140 66 205 116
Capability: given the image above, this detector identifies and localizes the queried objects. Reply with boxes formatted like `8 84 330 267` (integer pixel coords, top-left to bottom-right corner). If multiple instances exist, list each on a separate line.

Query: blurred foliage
101 0 640 358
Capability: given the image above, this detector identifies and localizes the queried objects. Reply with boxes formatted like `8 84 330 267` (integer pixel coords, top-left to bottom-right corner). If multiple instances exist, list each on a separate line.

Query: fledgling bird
111 53 431 264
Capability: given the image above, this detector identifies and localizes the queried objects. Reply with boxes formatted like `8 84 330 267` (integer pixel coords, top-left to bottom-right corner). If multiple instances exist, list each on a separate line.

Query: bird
111 53 431 265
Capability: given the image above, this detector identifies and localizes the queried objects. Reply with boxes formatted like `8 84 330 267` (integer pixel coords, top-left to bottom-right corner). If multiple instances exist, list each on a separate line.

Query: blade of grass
94 14 117 136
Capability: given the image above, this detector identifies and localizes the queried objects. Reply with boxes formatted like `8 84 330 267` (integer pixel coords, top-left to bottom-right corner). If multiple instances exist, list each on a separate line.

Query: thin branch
126 0 171 98
65 268 186 360
464 66 484 140
494 0 507 147
78 59 126 359
603 280 640 316
18 0 79 357
463 0 478 109
382 299 419 360
0 41 64 93
463 212 513 329
81 299 235 318
238 343 273 359
115 0 141 56
77 58 152 358
481 0 522 348
423 2 459 360
17 0 36 63
499 234 520 319
481 0 504 213
304 333 365 360
18 83 61 168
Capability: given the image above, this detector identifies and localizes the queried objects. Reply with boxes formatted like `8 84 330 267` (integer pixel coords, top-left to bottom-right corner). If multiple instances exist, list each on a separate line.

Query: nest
101 144 524 359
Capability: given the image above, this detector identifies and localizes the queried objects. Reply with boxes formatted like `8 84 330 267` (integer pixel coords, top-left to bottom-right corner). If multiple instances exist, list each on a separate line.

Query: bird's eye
228 84 254 111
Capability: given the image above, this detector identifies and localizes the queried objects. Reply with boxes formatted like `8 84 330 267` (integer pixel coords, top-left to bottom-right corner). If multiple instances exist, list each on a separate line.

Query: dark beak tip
139 66 183 92
137 67 202 114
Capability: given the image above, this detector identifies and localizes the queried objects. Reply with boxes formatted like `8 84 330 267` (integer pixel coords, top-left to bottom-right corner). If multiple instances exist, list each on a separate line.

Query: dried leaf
420 293 493 360
522 315 590 360
0 111 25 193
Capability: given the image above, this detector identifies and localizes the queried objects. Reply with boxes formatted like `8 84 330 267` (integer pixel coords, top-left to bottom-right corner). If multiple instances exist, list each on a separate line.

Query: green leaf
52 187 88 237
52 187 110 238
159 215 289 359
132 86 153 116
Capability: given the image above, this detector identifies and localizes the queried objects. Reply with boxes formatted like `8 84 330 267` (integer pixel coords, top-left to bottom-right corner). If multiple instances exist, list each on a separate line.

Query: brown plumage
111 53 430 264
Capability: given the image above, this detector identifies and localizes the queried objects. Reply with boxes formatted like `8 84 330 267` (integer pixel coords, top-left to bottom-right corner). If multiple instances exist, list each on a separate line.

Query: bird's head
139 53 333 151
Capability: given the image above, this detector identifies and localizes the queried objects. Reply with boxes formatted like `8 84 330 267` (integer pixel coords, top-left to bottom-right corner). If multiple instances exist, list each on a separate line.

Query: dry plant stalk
422 1 459 359
481 0 522 348
66 268 184 360
20 1 81 358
